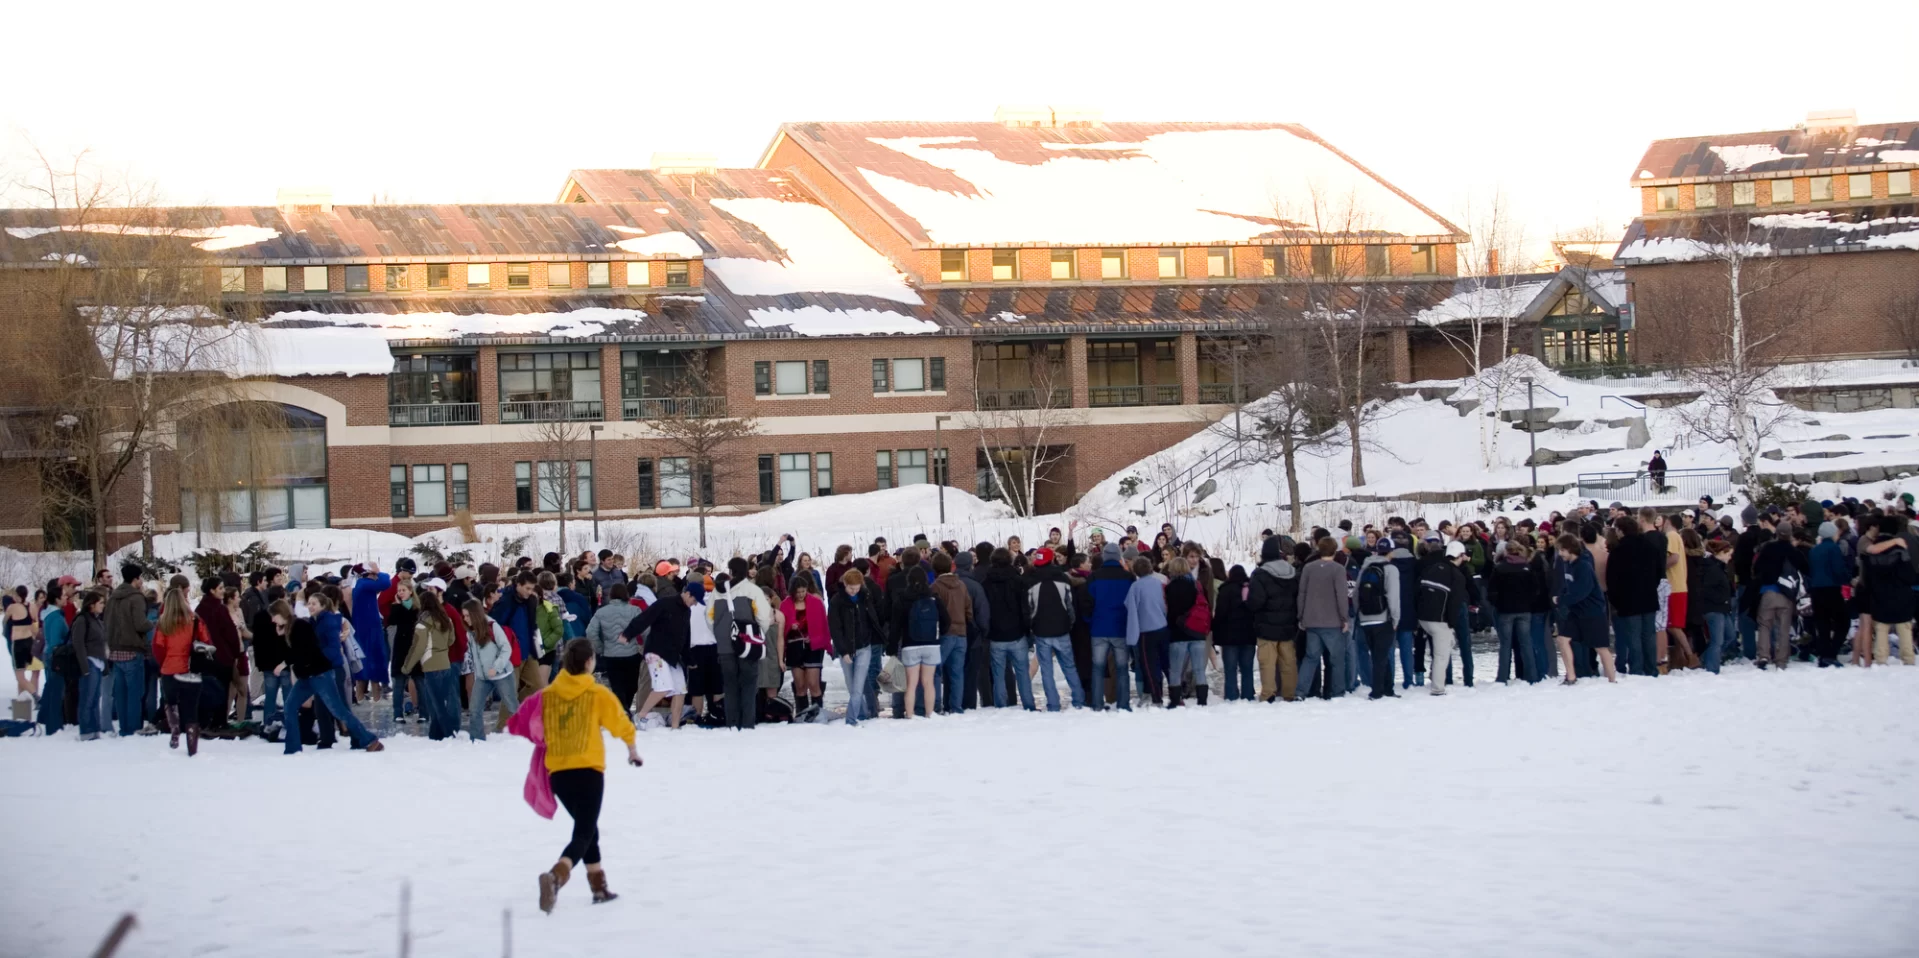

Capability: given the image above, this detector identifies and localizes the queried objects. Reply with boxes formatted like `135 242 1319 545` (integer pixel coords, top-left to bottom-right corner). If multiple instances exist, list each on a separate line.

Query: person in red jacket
195 577 247 725
152 587 206 756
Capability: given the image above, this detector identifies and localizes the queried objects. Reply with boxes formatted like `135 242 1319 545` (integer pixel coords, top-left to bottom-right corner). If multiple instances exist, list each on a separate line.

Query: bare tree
1883 289 1919 364
1432 190 1536 469
965 344 1084 516
644 351 760 549
1226 329 1339 533
530 419 588 555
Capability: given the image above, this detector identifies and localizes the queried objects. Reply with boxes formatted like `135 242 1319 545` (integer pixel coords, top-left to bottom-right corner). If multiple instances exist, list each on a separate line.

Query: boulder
1813 468 1859 483
1192 478 1217 503
1854 466 1887 483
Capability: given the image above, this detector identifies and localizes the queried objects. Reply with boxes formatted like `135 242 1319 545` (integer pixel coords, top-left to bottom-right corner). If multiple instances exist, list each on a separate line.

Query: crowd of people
9 491 1918 748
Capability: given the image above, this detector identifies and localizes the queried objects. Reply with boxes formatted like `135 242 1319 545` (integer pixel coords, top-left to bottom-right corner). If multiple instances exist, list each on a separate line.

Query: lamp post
1522 377 1537 496
587 424 604 541
934 415 952 524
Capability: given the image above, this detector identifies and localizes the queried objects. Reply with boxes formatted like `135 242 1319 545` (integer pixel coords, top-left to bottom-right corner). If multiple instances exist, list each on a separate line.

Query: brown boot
538 859 571 914
587 867 617 904
167 705 181 749
185 724 200 757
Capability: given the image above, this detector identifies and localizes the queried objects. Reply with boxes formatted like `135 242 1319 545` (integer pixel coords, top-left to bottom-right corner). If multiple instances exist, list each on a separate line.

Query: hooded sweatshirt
1296 557 1350 630
104 581 153 657
1086 547 1135 638
1244 537 1300 642
1355 554 1402 628
1123 571 1169 646
953 552 992 638
541 669 636 774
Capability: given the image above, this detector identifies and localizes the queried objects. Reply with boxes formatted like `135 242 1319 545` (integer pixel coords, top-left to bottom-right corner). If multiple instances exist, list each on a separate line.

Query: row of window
1654 171 1914 212
220 260 690 295
390 464 470 518
935 245 1438 282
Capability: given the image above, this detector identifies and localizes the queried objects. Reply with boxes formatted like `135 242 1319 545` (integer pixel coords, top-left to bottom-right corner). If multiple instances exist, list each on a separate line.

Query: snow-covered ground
3 665 1916 958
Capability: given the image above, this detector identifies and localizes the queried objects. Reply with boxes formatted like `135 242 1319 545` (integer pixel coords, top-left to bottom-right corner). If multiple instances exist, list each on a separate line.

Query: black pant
1364 623 1396 696
719 654 757 729
549 768 604 866
164 675 202 728
1809 587 1847 659
603 656 642 713
1070 628 1094 698
1137 628 1169 704
964 635 991 708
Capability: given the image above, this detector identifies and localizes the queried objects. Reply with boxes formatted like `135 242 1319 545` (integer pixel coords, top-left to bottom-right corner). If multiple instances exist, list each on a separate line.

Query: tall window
1692 183 1717 209
992 249 1018 281
498 352 601 420
412 465 448 516
1732 181 1757 206
1654 186 1679 211
1848 173 1873 200
390 466 408 518
637 458 655 509
302 265 328 293
1157 249 1182 278
547 263 571 288
385 265 409 291
876 450 893 489
1206 248 1232 278
1809 176 1833 201
1051 249 1077 280
1407 244 1436 275
758 455 776 504
779 453 811 502
179 403 328 533
450 464 468 512
1770 179 1795 204
346 265 369 292
816 453 833 496
1101 250 1127 279
263 266 287 293
660 457 692 508
940 249 967 281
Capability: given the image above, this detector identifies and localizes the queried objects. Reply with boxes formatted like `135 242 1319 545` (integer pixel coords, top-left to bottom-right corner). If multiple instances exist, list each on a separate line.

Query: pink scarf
779 594 831 652
505 689 556 819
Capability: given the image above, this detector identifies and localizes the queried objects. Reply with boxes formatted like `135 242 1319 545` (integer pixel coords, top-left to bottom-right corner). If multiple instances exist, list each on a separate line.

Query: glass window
262 266 287 293
1051 249 1077 280
1261 248 1286 277
1087 341 1141 388
220 267 246 293
389 353 477 407
940 249 967 281
1848 173 1873 200
1365 246 1388 276
665 262 690 287
426 264 450 289
1891 171 1913 197
1732 181 1757 206
385 265 409 291
450 464 467 512
896 449 928 486
412 464 447 516
775 360 808 395
816 453 832 496
1809 176 1833 201
547 263 571 288
876 451 892 490
637 459 655 509
302 265 328 293
1771 179 1795 204
758 455 776 505
1101 250 1127 279
507 264 530 289
929 356 945 391
1654 186 1679 211
515 462 533 512
587 262 610 288
1407 244 1436 275
991 249 1018 281
497 351 601 405
933 447 948 485
620 349 691 399
1692 183 1717 209
893 358 925 392
345 265 369 292
779 453 810 502
626 262 650 287
180 403 329 533
754 361 771 395
813 359 829 394
1311 246 1334 276
1158 249 1182 278
660 457 692 508
533 460 590 512
466 264 490 289
872 358 889 393
390 465 407 518
1207 248 1231 278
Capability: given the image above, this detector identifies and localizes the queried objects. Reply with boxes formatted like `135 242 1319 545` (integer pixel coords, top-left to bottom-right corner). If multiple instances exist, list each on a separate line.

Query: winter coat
152 621 200 677
540 670 636 774
585 601 642 660
778 593 830 652
1023 566 1076 638
1245 538 1301 642
1528 552 1557 614
194 595 246 676
1085 558 1135 638
1124 573 1169 646
1692 555 1733 617
589 565 628 605
471 626 516 682
70 609 107 663
1354 556 1401 628
1296 558 1349 630
1415 555 1468 625
312 610 347 671
1211 578 1257 645
287 619 334 679
931 572 973 637
828 589 886 656
1862 540 1916 624
982 564 1028 642
386 600 420 679
1165 574 1200 638
404 615 453 673
557 588 593 639
714 580 775 655
1751 539 1810 595
535 596 567 655
490 589 542 661
625 584 690 666
1486 557 1538 614
350 573 390 681
104 582 152 657
1606 531 1664 617
1809 540 1851 589
1556 550 1607 623
954 553 992 638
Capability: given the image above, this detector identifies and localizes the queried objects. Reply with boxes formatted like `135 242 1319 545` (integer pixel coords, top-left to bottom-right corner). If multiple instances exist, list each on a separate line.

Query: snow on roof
6 222 279 251
1879 149 1919 165
92 316 392 379
1581 270 1628 308
263 307 645 340
704 198 922 305
744 306 937 337
607 230 704 258
1414 279 1552 326
1615 237 1771 264
1707 144 1806 172
852 127 1456 245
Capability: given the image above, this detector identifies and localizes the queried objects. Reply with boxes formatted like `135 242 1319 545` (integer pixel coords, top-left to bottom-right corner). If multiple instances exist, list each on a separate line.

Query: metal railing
1146 436 1249 510
622 396 725 420
1090 384 1183 407
975 388 1071 411
1599 394 1648 412
1575 467 1731 503
1199 383 1251 404
499 399 603 423
388 402 479 427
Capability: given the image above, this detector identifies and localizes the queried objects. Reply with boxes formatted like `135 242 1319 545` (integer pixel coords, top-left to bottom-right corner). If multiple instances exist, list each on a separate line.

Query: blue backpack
909 594 941 644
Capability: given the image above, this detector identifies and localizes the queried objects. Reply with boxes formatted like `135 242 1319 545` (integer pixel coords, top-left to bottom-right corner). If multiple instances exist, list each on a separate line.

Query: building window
666 262 690 287
515 462 533 513
662 457 693 508
813 359 830 394
778 453 811 501
412 465 447 516
1848 173 1873 200
637 458 655 509
220 267 245 293
498 351 601 420
466 264 490 289
389 353 478 423
1692 184 1717 209
263 266 287 293
345 265 369 292
301 265 328 293
1051 249 1077 280
1157 249 1182 278
547 263 571 288
933 447 948 485
896 449 929 486
940 249 967 281
758 455 776 505
1771 179 1795 204
1101 250 1127 279
871 359 888 393
991 249 1018 281
1310 246 1334 277
776 360 807 395
1654 186 1679 211
507 264 531 289
874 358 928 393
385 265 409 291
390 465 407 518
1364 246 1388 276
587 262 611 288
427 264 450 290
625 262 650 287
1732 181 1757 206
1809 176 1833 202
816 453 833 496
929 356 944 390
178 404 329 533
1891 171 1913 197
1407 244 1436 275
522 460 591 512
1207 248 1232 278
450 464 468 512
875 451 892 490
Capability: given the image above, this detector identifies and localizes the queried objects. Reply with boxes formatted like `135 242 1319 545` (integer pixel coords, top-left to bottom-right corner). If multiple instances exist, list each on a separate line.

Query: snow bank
744 306 937 337
705 198 922 305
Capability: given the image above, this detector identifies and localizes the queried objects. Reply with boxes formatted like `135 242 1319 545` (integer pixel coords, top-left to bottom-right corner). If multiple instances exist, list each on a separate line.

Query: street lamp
587 424 605 541
933 415 952 524
1522 377 1537 496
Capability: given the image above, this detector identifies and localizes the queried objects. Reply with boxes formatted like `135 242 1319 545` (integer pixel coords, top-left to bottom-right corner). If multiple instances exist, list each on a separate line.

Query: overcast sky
5 0 1915 262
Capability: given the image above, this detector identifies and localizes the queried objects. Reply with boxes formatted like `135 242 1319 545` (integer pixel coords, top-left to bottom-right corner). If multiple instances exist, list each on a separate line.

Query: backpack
729 596 765 662
908 594 940 645
1356 564 1389 618
1182 585 1211 634
1416 571 1453 623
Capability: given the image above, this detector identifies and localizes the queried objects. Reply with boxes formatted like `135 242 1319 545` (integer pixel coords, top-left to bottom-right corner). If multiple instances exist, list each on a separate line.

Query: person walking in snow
151 588 206 755
533 638 641 914
282 594 383 754
1647 450 1669 493
464 600 520 740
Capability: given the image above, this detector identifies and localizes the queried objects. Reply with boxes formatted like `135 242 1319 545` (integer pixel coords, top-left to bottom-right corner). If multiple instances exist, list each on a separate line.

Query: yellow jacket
541 670 636 773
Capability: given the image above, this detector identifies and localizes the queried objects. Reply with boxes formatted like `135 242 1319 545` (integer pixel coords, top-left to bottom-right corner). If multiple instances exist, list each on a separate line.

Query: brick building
1617 111 1919 365
0 113 1530 552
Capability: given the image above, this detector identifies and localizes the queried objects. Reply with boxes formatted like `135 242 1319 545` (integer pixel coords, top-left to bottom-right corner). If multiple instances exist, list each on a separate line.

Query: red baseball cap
1032 547 1056 567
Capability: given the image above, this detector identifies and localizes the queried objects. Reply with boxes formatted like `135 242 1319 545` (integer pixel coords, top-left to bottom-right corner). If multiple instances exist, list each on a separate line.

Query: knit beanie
1740 505 1759 526
1818 521 1838 541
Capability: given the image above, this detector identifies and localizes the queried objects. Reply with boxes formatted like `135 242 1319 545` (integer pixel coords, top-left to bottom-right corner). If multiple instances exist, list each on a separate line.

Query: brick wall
1628 249 1919 364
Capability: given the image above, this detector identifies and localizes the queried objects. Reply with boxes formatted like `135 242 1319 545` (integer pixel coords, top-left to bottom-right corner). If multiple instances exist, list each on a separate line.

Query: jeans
1614 612 1659 676
841 646 877 724
1495 612 1535 683
1363 623 1395 696
422 669 460 739
1702 612 1731 674
1734 587 1758 660
1167 638 1208 700
939 634 969 713
469 676 519 739
1395 630 1416 689
1032 635 1083 710
1089 636 1131 711
1297 627 1348 699
1348 622 1369 693
1220 644 1256 701
1530 612 1554 678
990 639 1035 709
390 671 411 722
284 668 377 753
79 660 103 735
863 645 882 719
261 670 293 724
1452 608 1476 687
40 665 68 734
110 657 146 735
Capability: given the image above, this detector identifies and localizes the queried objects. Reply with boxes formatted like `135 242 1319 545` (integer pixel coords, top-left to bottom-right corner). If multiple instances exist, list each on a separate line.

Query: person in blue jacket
1553 533 1615 684
1807 522 1853 666
1084 543 1135 711
349 563 391 702
491 572 546 699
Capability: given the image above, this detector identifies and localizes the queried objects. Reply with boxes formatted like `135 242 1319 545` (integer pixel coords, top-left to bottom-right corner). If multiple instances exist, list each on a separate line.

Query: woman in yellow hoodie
539 637 641 914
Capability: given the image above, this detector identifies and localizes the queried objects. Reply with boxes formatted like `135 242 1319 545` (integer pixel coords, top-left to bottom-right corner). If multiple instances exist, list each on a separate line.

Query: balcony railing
975 388 1071 411
622 396 726 420
1199 383 1252 404
388 402 480 427
1090 384 1183 407
500 399 603 423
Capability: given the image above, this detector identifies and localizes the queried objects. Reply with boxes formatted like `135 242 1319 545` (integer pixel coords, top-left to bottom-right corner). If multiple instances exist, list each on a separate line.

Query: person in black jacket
1525 535 1558 679
624 581 691 728
1486 542 1539 683
1212 565 1257 700
1731 509 1771 661
1022 550 1082 711
828 568 886 725
1067 553 1096 701
1861 516 1916 665
981 549 1033 709
1244 536 1301 702
1606 517 1663 677
251 585 292 734
1693 538 1735 673
1415 542 1470 695
1749 525 1809 669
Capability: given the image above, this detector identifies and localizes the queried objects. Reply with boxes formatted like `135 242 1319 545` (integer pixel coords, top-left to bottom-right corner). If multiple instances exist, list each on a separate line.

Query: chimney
1800 109 1858 132
276 186 332 213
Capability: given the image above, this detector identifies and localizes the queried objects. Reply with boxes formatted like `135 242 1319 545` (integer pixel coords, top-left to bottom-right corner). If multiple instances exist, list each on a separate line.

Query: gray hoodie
1297 557 1350 630
1355 554 1402 627
585 601 642 659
